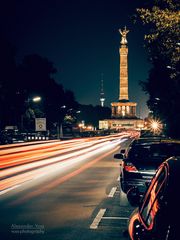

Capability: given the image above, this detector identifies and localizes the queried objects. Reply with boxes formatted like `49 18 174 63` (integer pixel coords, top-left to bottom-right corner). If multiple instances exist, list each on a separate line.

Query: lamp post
57 105 66 139
58 106 81 139
21 96 41 132
32 96 41 102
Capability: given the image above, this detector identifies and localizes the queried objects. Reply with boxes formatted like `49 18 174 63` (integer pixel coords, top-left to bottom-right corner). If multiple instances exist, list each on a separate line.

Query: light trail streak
10 145 120 204
0 141 93 169
0 140 112 180
0 138 86 157
0 133 132 195
0 133 127 169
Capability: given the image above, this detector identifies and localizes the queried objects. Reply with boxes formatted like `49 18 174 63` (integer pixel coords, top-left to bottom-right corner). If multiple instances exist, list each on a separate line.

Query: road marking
117 176 120 181
90 209 106 229
102 216 129 220
108 187 117 197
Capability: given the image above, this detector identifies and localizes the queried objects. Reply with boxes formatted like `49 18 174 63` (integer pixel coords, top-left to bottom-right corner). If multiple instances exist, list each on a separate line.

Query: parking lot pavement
90 178 135 239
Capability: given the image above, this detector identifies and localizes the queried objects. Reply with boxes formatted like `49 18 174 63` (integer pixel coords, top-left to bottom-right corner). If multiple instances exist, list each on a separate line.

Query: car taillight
124 162 138 172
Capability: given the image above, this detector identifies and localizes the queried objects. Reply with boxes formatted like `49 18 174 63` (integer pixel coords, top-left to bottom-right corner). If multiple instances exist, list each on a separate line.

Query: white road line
90 209 106 229
108 187 117 197
102 216 129 220
117 176 120 181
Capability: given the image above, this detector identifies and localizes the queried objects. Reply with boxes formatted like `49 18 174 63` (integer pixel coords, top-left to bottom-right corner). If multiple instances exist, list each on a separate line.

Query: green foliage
137 0 180 137
137 0 180 73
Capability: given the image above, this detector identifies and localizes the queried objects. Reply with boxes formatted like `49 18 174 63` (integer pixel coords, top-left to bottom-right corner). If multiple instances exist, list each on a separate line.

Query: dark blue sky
1 0 151 118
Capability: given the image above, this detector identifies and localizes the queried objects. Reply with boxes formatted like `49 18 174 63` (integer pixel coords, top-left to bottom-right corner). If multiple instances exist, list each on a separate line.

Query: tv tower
100 73 105 107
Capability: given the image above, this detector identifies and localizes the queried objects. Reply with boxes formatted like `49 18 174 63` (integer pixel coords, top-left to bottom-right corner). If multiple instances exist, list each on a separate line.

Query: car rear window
128 143 180 162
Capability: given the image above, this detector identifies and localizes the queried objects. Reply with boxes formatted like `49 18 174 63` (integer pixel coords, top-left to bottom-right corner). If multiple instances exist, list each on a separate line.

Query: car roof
165 157 180 176
163 157 180 198
131 138 180 146
128 142 180 162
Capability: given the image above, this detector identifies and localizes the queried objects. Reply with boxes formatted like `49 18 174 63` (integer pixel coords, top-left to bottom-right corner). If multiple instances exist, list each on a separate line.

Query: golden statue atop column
111 26 137 118
119 26 129 101
119 26 129 45
99 27 144 131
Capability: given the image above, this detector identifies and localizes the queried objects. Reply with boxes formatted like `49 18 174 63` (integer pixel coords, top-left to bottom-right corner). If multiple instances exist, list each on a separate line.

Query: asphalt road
0 133 136 240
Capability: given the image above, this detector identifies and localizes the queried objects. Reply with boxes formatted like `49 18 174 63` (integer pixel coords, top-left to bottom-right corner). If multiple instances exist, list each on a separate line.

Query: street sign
35 118 46 131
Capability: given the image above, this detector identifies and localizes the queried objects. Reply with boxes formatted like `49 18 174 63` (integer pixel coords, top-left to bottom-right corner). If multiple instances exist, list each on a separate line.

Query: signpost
35 118 46 131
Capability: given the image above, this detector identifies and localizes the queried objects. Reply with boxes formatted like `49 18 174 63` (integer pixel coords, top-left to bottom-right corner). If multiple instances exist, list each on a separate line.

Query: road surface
0 133 137 239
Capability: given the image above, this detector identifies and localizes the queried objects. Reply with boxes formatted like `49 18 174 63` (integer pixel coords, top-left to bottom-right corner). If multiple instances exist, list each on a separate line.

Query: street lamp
149 119 162 135
21 96 41 132
58 106 81 139
57 105 66 139
151 121 158 130
32 96 41 102
61 105 66 109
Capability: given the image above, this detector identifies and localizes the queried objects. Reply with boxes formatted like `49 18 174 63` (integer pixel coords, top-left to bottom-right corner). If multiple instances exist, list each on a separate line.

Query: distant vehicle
128 157 180 240
114 140 180 194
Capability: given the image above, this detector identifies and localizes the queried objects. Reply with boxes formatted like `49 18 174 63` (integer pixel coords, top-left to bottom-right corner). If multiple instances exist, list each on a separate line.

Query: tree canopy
78 104 111 128
137 0 180 76
136 0 180 137
0 38 79 132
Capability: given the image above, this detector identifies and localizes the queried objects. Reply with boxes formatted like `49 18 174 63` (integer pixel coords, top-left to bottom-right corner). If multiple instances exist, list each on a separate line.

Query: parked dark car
130 136 169 146
114 140 180 193
128 157 180 240
119 136 169 160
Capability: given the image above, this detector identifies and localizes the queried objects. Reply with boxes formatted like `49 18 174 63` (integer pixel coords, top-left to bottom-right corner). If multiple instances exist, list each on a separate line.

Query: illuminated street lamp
61 105 66 109
149 119 162 135
151 121 158 130
58 105 66 139
21 96 42 131
32 96 41 102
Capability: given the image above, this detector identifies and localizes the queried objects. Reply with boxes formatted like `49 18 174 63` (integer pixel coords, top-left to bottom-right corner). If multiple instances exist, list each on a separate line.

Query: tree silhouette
137 0 180 137
0 44 79 133
0 34 18 128
17 54 78 131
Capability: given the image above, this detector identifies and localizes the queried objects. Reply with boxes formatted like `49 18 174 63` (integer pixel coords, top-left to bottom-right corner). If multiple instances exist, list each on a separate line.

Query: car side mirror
114 153 124 160
127 187 141 207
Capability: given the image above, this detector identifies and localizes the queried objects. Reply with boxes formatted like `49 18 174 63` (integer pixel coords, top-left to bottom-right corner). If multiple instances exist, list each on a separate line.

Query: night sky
1 0 151 118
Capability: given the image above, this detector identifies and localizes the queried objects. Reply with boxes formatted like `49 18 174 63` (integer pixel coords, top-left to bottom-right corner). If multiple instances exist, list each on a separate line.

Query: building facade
99 119 144 130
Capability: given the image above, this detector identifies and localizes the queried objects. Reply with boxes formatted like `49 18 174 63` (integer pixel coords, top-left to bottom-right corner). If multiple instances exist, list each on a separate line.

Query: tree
0 34 18 128
136 0 180 137
0 34 79 133
78 104 111 128
18 54 79 132
137 0 179 76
